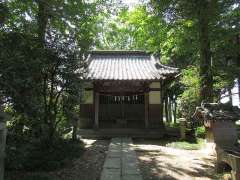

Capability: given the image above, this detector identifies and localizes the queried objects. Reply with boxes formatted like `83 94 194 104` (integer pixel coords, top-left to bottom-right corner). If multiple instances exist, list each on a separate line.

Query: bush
6 134 84 171
195 126 206 138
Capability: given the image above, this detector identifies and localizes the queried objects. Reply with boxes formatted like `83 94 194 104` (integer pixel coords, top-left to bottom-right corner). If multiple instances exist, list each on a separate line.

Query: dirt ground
6 139 109 180
48 139 109 180
6 138 219 180
132 139 217 180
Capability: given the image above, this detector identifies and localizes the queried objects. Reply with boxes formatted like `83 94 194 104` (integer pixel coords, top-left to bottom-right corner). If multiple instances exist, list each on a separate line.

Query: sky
122 0 140 4
221 79 240 107
122 0 141 9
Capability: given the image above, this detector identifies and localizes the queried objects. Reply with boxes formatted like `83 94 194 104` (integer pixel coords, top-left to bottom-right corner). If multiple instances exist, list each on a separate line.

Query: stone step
78 128 173 138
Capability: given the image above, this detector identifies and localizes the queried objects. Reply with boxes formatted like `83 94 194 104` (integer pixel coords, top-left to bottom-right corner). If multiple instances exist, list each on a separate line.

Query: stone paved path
101 137 143 180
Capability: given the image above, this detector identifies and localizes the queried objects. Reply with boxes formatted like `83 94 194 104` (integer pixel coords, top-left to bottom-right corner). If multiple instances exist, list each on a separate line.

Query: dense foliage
6 135 84 171
0 0 102 172
96 0 240 122
0 0 101 142
0 0 239 175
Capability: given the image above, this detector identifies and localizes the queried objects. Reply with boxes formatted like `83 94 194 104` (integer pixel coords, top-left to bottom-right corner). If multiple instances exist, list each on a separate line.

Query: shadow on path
133 139 216 180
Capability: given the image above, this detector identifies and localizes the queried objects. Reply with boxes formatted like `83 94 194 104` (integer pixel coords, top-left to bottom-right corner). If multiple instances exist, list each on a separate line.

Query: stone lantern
193 103 240 180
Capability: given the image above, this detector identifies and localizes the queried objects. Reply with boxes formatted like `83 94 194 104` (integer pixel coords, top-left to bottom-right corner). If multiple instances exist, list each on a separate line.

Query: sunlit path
101 137 143 180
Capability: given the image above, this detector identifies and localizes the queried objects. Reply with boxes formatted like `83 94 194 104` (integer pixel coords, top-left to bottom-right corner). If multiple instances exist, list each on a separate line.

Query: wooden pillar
144 92 149 128
94 91 99 128
159 82 164 124
168 97 172 123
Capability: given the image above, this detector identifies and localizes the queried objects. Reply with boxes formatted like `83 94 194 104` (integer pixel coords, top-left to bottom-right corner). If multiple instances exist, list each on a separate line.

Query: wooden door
99 94 145 128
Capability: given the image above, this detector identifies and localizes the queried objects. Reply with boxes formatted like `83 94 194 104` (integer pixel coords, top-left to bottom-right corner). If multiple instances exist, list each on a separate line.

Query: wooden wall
79 81 164 129
99 104 145 128
79 86 94 128
79 104 94 128
148 82 163 127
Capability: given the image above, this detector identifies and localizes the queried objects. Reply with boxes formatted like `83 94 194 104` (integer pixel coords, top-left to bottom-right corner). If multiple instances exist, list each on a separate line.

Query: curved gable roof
85 50 178 81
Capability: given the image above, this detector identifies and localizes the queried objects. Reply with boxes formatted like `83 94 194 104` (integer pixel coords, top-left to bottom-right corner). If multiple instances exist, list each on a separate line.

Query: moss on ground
166 138 205 150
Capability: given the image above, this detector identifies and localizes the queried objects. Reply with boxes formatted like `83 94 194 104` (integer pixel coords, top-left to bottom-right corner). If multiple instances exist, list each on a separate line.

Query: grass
166 138 205 150
134 136 206 150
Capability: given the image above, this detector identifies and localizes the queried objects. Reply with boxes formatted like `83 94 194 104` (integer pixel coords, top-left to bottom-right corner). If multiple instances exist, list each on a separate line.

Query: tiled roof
85 50 178 81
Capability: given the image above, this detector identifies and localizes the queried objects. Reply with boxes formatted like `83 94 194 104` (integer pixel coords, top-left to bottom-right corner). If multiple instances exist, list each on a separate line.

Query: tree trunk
168 97 172 123
0 124 7 180
237 35 240 106
159 101 164 125
72 120 77 141
37 0 49 45
159 84 164 125
48 122 55 144
0 105 6 180
238 79 240 106
228 87 233 105
198 0 213 103
14 115 24 136
37 0 50 142
173 97 177 124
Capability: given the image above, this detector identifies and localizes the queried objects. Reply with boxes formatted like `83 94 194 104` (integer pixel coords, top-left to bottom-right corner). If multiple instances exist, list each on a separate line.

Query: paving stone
101 137 142 180
110 141 121 145
109 149 121 154
101 168 121 180
109 142 121 146
111 138 122 143
122 162 141 175
109 145 122 151
122 174 143 180
122 155 137 162
122 137 132 144
122 168 141 175
109 143 121 147
123 156 138 165
122 160 138 168
122 145 131 149
122 151 136 158
103 157 121 169
108 151 122 158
